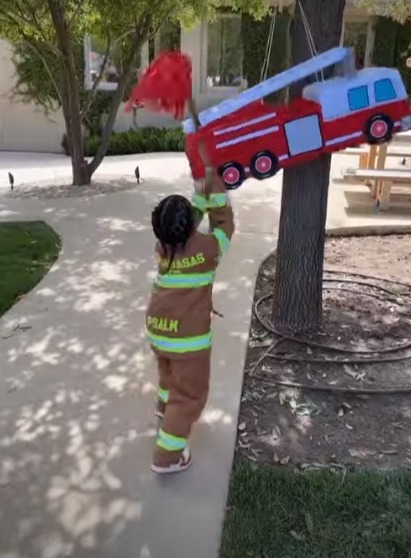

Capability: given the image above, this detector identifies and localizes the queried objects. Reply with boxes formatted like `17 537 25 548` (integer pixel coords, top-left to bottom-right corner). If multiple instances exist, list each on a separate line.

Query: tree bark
272 0 346 333
48 0 90 185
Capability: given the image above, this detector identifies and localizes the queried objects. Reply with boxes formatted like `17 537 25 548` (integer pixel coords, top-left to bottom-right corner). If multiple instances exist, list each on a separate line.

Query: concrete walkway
0 154 280 558
1 150 410 558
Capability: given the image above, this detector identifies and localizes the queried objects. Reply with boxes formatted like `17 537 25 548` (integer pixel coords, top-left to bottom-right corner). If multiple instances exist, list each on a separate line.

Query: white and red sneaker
151 447 192 475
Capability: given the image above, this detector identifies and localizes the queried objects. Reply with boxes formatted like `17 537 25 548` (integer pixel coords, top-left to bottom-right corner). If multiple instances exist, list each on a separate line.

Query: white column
140 42 149 73
181 24 203 100
83 35 92 90
364 19 376 67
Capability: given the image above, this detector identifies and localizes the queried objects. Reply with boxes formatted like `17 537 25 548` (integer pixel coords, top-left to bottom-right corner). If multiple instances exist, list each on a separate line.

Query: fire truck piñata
128 46 411 190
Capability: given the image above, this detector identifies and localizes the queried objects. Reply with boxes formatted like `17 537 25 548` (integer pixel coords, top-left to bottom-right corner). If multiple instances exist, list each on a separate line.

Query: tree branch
0 10 62 107
0 10 33 37
17 0 53 46
81 30 111 121
12 0 38 27
145 5 177 42
87 3 177 177
68 0 86 27
23 39 63 106
87 30 149 176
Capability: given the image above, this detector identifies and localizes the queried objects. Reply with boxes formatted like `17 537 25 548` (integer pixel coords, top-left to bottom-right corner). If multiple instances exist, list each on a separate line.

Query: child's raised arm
191 168 235 259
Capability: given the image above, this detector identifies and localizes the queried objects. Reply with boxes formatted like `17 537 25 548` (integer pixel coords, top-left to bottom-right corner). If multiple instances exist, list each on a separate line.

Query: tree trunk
272 0 346 333
60 82 90 184
87 42 145 178
48 0 90 186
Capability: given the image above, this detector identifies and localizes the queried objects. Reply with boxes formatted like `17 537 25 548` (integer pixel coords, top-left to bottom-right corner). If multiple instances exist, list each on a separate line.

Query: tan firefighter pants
153 352 211 467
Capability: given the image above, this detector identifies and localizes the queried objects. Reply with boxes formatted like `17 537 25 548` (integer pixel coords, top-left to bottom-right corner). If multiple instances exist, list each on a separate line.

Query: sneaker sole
151 454 192 475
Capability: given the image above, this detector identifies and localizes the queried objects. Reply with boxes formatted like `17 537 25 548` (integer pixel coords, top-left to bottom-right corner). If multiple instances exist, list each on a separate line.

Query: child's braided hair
151 195 195 271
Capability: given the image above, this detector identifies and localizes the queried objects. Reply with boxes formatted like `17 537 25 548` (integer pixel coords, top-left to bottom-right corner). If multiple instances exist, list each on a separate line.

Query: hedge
373 17 411 95
85 127 185 157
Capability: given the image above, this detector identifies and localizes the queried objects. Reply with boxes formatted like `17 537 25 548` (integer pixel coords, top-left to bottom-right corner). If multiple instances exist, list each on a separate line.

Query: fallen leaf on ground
305 512 314 535
280 456 290 465
349 448 375 459
393 422 405 430
290 530 305 542
238 422 246 431
349 448 362 458
296 401 321 417
343 365 359 380
272 425 282 439
279 391 287 406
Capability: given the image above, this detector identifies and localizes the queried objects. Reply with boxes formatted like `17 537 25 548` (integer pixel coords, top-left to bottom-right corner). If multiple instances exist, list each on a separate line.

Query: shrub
85 127 185 157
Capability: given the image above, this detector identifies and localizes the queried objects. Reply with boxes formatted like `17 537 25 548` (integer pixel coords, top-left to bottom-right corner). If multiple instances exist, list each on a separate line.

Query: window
340 19 375 68
84 22 181 91
374 78 396 103
84 35 122 91
348 86 369 111
148 21 181 63
207 13 245 89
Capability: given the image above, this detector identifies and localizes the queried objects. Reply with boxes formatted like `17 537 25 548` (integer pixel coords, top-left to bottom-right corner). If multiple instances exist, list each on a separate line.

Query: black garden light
135 166 140 184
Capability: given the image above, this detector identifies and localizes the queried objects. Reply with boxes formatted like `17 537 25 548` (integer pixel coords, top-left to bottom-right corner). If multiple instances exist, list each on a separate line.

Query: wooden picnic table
343 143 411 171
393 131 411 144
342 167 411 210
339 141 411 211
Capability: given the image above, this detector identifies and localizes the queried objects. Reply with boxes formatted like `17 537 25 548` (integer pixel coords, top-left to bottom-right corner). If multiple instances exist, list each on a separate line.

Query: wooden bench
342 167 411 210
341 147 370 169
341 144 411 170
393 131 411 144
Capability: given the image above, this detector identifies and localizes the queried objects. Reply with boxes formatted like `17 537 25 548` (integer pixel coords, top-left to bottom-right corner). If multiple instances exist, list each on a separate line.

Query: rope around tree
252 263 411 395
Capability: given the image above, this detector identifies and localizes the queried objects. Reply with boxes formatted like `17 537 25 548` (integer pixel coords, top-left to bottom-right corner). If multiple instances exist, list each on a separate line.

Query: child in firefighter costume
146 170 235 474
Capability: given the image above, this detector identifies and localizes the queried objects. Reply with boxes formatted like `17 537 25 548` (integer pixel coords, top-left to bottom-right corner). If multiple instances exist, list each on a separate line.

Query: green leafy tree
355 0 411 24
0 0 269 185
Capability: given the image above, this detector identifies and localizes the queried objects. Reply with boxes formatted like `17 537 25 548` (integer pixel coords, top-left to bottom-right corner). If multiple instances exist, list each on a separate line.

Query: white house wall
0 39 66 153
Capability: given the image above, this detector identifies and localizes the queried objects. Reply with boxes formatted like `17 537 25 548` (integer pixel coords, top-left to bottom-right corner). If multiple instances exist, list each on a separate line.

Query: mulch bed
3 177 139 199
238 234 411 470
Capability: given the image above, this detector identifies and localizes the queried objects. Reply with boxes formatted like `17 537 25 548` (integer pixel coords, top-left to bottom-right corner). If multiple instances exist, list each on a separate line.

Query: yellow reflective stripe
147 331 212 353
192 193 228 212
158 387 169 403
155 271 215 289
157 428 187 451
213 227 231 254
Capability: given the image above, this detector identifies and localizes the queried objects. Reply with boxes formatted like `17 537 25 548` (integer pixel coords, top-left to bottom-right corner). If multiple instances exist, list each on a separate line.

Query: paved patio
0 154 279 558
0 150 410 558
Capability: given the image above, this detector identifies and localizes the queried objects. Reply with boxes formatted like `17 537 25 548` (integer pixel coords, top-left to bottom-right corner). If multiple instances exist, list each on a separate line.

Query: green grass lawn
0 222 61 317
221 461 411 558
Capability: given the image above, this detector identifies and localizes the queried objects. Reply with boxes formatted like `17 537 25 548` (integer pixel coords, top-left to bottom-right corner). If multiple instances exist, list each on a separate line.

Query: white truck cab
303 67 408 121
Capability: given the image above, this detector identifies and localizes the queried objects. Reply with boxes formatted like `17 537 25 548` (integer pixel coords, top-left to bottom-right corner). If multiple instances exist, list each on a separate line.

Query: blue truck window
348 86 369 111
374 78 396 103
